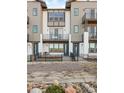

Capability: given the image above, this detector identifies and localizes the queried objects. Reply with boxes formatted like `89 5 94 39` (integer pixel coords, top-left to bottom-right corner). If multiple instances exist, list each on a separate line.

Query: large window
89 26 97 38
89 43 97 53
74 8 79 16
32 25 38 32
32 8 37 16
74 25 79 32
48 12 65 22
85 8 96 19
49 44 64 52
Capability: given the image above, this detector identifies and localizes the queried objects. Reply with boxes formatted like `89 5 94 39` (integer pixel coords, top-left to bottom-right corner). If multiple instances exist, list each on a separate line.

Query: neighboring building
27 0 47 60
27 0 97 60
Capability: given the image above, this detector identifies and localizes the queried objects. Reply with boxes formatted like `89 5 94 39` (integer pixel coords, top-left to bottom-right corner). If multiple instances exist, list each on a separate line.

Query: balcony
89 35 97 41
43 34 69 43
82 13 97 24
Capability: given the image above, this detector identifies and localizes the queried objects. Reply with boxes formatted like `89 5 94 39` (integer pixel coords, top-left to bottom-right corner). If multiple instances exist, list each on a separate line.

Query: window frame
32 8 38 16
32 25 38 33
74 8 79 16
89 43 97 53
74 25 79 33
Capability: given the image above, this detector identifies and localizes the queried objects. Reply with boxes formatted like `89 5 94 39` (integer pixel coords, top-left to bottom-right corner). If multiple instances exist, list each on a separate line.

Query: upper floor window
85 8 97 19
32 25 38 32
48 12 65 22
74 8 79 16
89 26 97 37
32 8 37 16
74 25 79 32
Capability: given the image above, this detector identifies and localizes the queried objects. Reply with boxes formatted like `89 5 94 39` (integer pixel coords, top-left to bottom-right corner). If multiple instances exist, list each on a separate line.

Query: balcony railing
82 13 97 23
43 34 69 41
89 35 97 40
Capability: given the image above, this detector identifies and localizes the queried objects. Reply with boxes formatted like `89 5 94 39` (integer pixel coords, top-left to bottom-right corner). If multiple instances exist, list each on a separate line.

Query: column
40 34 43 55
84 32 89 58
69 34 72 56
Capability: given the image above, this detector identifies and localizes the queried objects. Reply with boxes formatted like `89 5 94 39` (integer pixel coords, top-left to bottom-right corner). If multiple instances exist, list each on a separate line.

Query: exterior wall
79 43 84 56
27 1 42 42
42 9 71 55
65 11 70 35
43 11 48 34
27 43 33 55
84 32 89 58
43 10 70 35
70 1 97 42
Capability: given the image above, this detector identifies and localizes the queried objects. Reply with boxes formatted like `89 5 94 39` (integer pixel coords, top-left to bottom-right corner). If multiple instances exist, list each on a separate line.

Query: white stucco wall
27 43 33 55
65 11 70 34
79 43 84 56
84 32 89 58
43 43 49 53
43 11 48 34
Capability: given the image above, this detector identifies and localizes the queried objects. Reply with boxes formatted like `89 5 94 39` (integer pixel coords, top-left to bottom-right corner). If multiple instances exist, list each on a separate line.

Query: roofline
47 8 65 10
66 0 97 8
27 0 47 9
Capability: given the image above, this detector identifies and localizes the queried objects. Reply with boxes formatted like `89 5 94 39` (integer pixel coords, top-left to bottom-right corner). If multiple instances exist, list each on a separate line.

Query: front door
73 43 79 56
64 43 69 56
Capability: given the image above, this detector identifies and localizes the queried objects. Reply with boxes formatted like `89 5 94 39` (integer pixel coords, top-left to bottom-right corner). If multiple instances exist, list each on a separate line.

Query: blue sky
45 0 66 8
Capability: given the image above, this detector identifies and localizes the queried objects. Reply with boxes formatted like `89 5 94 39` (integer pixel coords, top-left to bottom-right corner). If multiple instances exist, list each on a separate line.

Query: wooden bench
41 55 63 62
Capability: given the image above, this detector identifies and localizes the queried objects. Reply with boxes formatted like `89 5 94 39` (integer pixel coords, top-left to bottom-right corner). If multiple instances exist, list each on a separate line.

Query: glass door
64 43 69 56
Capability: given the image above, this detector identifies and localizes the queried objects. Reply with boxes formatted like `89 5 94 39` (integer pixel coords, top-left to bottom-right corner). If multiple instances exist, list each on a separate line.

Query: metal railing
89 35 97 40
82 13 97 23
43 34 69 40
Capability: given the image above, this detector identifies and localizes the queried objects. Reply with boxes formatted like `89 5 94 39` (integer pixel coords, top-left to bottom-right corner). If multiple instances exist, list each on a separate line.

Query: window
32 25 38 32
74 25 79 32
91 9 95 18
60 17 64 21
54 17 58 21
59 44 63 49
49 44 64 52
32 8 37 16
89 43 97 53
48 12 65 22
48 12 54 21
54 29 58 38
89 26 97 38
85 8 96 19
74 8 79 16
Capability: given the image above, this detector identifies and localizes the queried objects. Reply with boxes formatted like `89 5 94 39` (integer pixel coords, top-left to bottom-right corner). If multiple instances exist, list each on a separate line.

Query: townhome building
66 0 97 58
27 0 47 60
41 8 71 56
27 0 97 61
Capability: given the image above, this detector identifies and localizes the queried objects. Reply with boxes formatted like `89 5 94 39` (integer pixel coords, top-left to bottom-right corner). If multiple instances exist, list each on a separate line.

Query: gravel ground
27 62 97 83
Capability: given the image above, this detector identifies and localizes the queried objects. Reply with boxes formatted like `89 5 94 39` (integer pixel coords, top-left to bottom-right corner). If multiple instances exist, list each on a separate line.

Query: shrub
45 84 65 93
